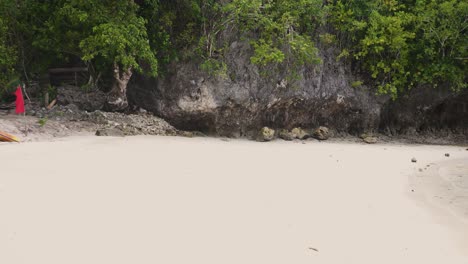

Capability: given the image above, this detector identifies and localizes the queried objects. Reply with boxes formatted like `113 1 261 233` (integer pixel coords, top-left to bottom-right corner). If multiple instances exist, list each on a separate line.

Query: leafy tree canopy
0 0 466 100
331 0 467 98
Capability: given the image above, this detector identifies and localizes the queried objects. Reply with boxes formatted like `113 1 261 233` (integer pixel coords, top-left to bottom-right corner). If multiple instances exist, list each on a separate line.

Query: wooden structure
48 67 88 87
40 67 90 106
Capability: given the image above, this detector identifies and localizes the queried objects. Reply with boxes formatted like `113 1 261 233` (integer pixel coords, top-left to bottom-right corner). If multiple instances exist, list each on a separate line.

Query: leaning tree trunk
106 63 132 111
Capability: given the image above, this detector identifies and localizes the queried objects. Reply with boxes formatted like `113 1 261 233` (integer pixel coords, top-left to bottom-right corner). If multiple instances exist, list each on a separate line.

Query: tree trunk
106 63 132 111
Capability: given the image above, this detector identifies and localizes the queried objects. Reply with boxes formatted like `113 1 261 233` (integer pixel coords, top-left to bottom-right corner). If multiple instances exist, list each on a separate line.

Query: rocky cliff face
129 42 384 137
381 87 468 137
128 40 467 140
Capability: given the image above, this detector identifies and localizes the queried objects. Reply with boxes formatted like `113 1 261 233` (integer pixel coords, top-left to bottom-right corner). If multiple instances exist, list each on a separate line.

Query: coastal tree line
0 0 466 108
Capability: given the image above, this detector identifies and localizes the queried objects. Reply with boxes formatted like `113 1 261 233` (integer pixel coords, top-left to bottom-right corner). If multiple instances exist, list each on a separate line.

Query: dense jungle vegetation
0 0 466 105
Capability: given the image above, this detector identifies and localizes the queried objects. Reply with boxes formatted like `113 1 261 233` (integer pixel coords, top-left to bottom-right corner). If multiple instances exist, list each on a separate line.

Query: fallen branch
47 99 57 110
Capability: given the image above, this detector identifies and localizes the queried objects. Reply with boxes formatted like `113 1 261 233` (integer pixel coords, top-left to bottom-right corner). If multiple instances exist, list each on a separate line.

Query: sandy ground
0 114 96 142
0 136 467 264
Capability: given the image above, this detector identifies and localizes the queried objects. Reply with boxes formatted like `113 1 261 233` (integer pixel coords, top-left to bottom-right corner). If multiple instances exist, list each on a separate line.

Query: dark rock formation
129 42 381 137
127 41 467 140
380 87 468 139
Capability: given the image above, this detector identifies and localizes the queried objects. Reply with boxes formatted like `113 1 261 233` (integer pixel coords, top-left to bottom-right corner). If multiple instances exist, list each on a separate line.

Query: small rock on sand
95 128 125 137
256 127 275 142
445 153 450 157
411 158 417 163
363 136 378 144
278 129 294 141
291 127 310 140
313 126 330 140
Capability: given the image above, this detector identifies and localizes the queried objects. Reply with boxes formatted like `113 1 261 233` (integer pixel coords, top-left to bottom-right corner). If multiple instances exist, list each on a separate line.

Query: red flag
14 85 25 114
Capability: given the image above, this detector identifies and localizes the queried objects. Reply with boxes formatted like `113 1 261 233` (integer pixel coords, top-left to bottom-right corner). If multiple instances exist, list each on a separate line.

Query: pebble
445 153 450 157
411 158 417 163
363 136 378 144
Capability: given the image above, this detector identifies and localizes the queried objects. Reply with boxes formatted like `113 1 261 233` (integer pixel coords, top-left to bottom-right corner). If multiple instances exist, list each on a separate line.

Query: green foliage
200 59 228 78
0 0 159 91
411 0 467 92
330 0 467 98
0 0 466 100
351 81 363 88
250 39 285 66
80 16 157 76
0 12 17 95
227 0 323 68
46 85 57 101
358 10 415 98
3 1 68 76
319 33 336 45
52 0 158 77
38 118 48 127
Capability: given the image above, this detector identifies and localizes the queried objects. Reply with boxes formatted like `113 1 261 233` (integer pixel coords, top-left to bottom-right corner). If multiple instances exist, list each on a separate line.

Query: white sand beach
0 136 467 264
